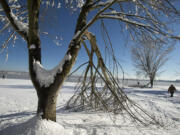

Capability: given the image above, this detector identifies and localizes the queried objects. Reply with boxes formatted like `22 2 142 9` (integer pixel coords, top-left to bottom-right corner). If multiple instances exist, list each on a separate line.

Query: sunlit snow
0 78 180 135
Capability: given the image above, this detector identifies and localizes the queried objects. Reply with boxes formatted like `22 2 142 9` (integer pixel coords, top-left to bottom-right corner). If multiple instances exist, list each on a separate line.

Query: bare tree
131 35 174 87
0 0 179 123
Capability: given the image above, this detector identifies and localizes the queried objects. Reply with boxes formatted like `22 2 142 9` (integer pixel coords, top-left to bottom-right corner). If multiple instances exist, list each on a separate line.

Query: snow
72 30 81 40
99 15 150 28
77 0 84 8
57 3 61 8
0 78 180 135
0 116 64 135
42 32 48 35
33 54 72 87
95 0 113 7
29 44 36 50
64 0 84 8
110 10 117 14
10 11 28 33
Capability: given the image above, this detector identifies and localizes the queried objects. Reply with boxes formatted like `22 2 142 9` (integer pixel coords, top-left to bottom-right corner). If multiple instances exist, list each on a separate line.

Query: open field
0 79 180 135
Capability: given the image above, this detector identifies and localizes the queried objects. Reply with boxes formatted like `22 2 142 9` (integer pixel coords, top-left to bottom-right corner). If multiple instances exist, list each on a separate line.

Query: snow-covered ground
0 79 180 135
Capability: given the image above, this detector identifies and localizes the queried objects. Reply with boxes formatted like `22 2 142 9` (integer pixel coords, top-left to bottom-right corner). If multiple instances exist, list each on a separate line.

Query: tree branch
99 14 151 28
91 0 128 10
0 0 28 41
77 0 117 41
27 0 41 47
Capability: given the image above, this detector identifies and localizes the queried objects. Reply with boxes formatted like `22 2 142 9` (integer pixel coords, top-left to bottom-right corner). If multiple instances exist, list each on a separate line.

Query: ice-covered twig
99 14 151 28
0 0 28 40
92 0 127 9
10 11 28 33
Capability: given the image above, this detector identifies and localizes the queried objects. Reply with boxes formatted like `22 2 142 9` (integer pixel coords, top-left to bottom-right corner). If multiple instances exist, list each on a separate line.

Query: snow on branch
99 14 151 28
10 11 28 33
102 11 162 26
29 44 36 50
102 11 147 21
0 0 28 40
92 0 127 9
72 30 81 40
33 54 72 87
76 0 84 8
64 0 84 10
92 1 113 8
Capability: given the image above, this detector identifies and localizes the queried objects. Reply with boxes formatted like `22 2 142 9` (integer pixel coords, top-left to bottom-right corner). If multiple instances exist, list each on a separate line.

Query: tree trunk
28 46 61 121
150 78 154 88
27 0 93 122
37 90 58 121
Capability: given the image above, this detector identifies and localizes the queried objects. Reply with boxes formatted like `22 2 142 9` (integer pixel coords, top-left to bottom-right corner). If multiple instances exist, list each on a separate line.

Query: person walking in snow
168 84 176 97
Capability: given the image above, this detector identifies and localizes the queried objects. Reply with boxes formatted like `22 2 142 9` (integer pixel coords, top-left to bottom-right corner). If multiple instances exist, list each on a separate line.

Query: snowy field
0 79 180 135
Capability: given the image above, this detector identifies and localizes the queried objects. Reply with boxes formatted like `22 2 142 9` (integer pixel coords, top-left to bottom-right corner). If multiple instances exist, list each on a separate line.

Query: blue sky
0 3 180 80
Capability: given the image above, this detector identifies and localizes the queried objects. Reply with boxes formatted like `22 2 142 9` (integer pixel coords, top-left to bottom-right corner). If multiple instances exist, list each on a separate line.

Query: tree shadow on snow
0 116 38 135
129 89 167 95
0 111 35 123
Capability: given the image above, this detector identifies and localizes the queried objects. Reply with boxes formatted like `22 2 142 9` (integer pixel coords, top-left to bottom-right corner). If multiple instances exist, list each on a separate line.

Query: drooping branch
0 21 10 34
68 61 89 77
85 31 111 85
100 20 125 85
0 31 15 53
67 31 163 126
